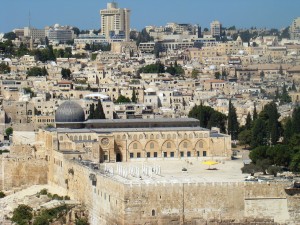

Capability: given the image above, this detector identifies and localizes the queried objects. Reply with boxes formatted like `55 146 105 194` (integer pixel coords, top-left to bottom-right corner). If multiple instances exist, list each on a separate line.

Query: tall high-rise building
290 17 300 40
100 2 130 41
210 20 222 37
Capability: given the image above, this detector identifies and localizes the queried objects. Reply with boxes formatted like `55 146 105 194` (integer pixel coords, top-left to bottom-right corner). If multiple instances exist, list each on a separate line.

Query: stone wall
47 157 300 225
1 157 47 191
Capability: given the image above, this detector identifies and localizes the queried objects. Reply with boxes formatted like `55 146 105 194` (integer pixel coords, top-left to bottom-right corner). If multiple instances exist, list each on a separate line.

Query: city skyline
1 0 300 33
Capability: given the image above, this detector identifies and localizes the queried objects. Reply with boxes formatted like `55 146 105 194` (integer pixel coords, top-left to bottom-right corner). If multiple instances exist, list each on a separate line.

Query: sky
0 0 299 33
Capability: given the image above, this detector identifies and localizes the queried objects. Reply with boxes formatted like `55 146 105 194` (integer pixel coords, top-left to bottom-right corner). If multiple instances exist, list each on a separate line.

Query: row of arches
116 132 208 140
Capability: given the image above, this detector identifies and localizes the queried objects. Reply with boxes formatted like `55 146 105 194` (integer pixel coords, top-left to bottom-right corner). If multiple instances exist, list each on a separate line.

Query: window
187 151 191 157
152 210 156 216
104 155 108 161
150 143 154 149
59 136 63 141
130 153 134 158
147 152 150 158
167 142 171 148
180 151 184 157
154 152 158 158
133 143 137 149
197 151 200 157
183 142 188 148
199 142 203 148
163 152 167 157
137 152 141 158
203 151 207 157
88 135 91 140
170 152 174 157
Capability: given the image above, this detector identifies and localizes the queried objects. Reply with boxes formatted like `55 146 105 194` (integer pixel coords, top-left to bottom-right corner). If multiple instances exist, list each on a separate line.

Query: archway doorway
116 153 122 162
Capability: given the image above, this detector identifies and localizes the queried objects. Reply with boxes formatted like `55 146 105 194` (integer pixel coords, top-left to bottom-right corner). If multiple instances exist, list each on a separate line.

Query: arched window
133 135 137 140
83 135 87 140
189 133 193 139
74 136 78 141
117 135 121 139
70 136 73 141
59 136 63 141
79 136 82 141
88 135 91 140
167 134 171 139
152 210 156 216
133 143 137 149
150 143 154 149
199 142 203 148
183 142 188 148
139 134 143 139
167 142 171 148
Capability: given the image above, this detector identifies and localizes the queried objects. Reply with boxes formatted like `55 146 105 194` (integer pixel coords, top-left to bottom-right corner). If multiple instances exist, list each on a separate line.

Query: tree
290 151 300 172
249 146 268 164
214 72 221 79
5 127 13 137
0 63 11 74
188 104 227 133
11 204 33 225
253 102 258 121
88 104 95 119
283 118 293 144
76 218 89 225
94 99 106 119
0 191 5 198
33 215 50 225
238 129 252 148
292 107 300 134
227 99 239 140
72 27 80 36
61 68 72 80
27 67 48 76
280 83 291 104
115 95 131 103
191 69 199 79
3 32 17 40
259 70 265 79
138 62 165 74
136 28 153 46
260 102 280 145
279 65 283 75
131 87 137 103
245 112 252 130
251 118 267 148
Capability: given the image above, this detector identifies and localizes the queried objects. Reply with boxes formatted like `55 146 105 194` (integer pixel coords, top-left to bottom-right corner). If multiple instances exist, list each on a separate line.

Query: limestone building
100 2 131 41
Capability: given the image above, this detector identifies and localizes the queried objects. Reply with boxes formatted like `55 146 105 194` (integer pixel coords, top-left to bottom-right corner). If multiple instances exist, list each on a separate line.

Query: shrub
11 204 33 225
0 191 5 198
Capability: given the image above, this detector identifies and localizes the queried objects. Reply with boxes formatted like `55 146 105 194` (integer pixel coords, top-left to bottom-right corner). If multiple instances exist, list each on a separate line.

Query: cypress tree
245 112 252 130
284 118 293 144
253 102 258 121
251 118 268 148
227 99 239 140
292 107 300 134
88 104 95 119
131 87 137 103
94 99 106 119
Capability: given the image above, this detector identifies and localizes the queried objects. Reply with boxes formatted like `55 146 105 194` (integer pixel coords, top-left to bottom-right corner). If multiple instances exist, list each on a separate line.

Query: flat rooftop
76 156 248 185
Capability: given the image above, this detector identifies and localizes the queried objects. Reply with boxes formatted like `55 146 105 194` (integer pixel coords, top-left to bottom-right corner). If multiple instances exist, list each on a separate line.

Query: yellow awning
202 160 219 166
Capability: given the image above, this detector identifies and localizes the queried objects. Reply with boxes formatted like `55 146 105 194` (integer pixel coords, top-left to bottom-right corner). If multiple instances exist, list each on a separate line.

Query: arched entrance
116 153 122 162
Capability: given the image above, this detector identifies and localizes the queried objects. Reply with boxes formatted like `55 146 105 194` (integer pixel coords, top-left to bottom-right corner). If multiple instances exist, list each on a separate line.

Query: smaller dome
55 101 85 123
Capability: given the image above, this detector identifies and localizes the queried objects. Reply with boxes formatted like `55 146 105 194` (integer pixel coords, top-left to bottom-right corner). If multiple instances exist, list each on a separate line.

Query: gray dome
55 101 85 123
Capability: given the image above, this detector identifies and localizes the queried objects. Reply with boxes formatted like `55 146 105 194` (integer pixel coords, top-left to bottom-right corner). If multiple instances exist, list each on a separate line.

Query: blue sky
0 0 299 32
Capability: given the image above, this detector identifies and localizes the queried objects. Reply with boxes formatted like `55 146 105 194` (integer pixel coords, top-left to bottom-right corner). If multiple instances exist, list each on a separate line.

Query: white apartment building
47 24 74 43
290 17 300 40
100 2 130 41
210 20 222 37
24 27 46 40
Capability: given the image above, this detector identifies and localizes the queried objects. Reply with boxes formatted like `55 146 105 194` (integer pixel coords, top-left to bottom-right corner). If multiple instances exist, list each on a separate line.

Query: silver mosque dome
55 101 85 123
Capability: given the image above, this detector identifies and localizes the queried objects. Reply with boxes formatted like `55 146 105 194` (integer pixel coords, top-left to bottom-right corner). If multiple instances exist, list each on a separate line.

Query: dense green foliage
115 95 131 103
11 204 33 225
227 99 239 140
0 191 5 198
131 87 137 103
27 67 48 77
5 127 13 137
245 106 300 173
75 218 89 225
188 104 227 133
3 32 17 40
84 43 111 52
88 100 106 119
165 61 184 75
135 28 153 46
61 68 72 80
0 62 11 74
138 62 165 74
